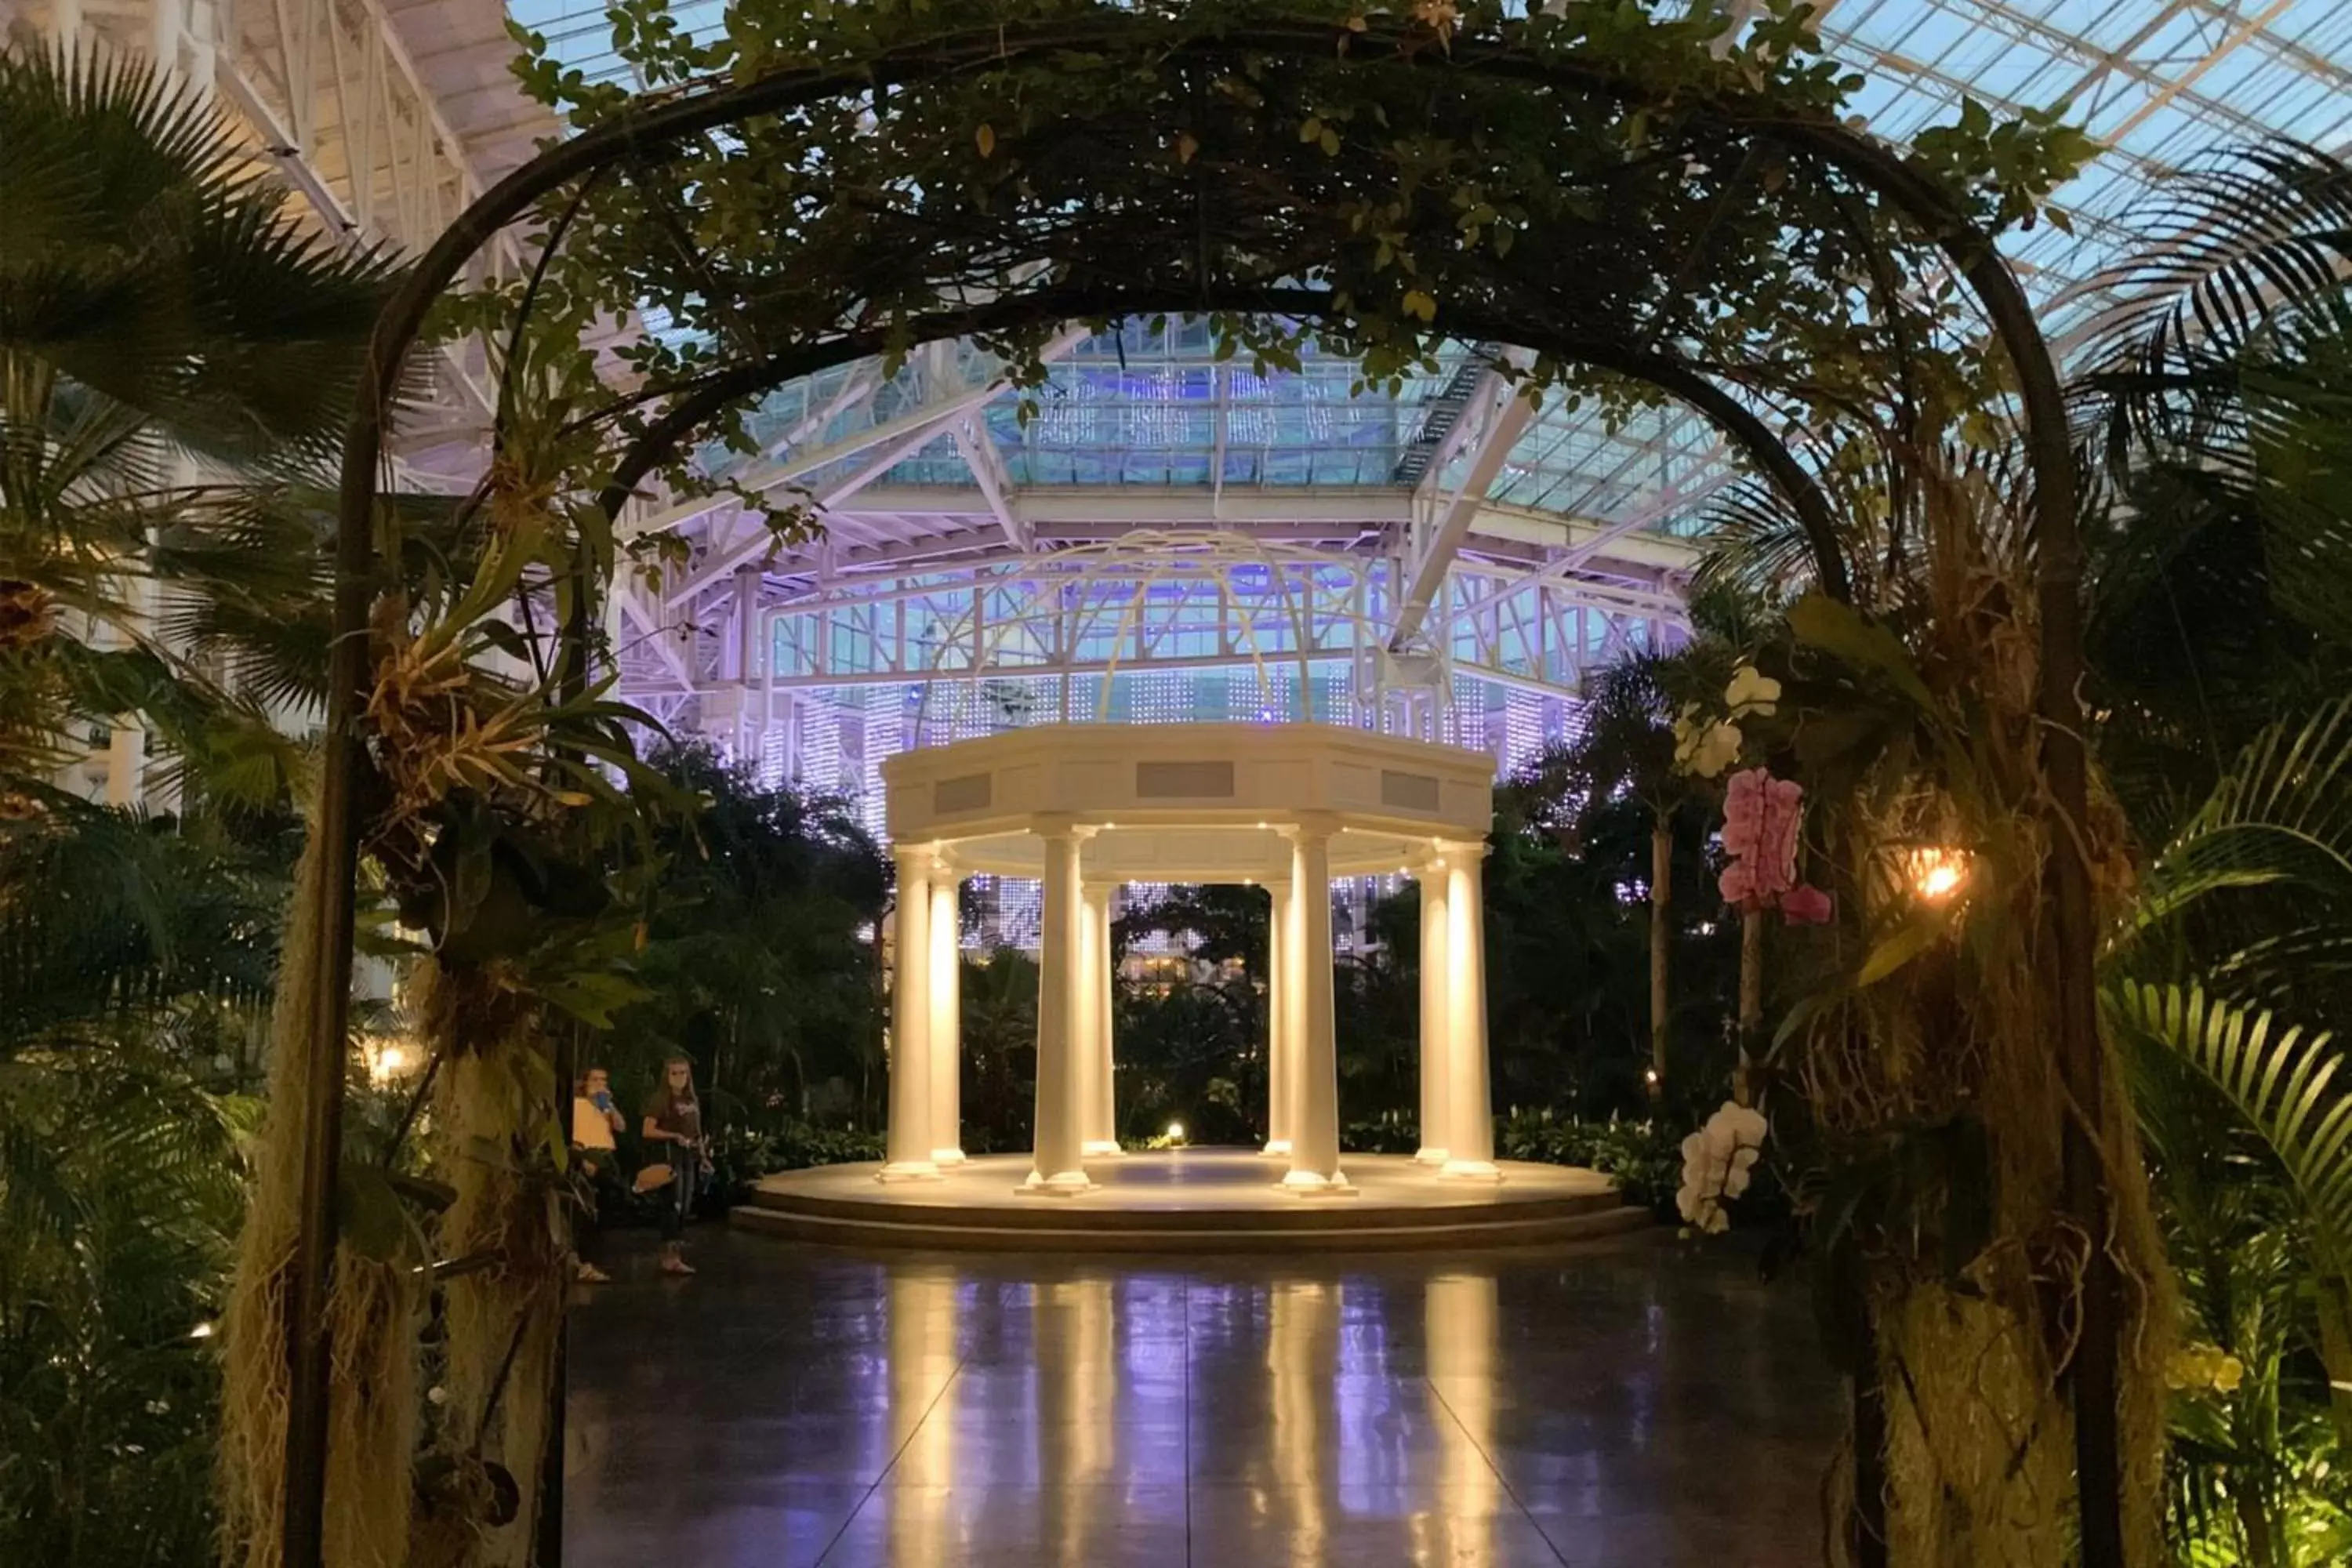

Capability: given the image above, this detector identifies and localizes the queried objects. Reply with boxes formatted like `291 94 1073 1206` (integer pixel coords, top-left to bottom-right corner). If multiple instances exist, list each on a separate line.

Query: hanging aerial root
217 834 424 1568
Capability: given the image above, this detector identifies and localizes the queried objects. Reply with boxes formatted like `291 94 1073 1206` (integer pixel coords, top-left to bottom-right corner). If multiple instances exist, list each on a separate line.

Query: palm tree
2071 140 2352 809
1671 138 2352 1568
614 742 890 1126
0 47 391 804
1510 648 1725 1100
0 43 390 1567
2104 702 2352 1563
959 946 1040 1149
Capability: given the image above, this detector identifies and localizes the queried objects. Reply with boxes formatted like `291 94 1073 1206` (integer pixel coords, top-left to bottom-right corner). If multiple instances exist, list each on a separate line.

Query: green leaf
1786 593 1936 710
1857 909 1943 987
2110 981 2352 1262
338 1163 426 1265
1792 709 1882 771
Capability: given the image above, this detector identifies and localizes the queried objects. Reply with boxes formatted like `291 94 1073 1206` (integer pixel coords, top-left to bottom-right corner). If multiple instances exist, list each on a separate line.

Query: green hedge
1347 1108 1684 1218
1497 1109 1682 1217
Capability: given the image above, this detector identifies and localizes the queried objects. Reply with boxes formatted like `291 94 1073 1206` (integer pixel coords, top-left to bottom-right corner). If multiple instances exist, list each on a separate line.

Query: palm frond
2125 697 2352 942
0 45 396 470
2110 980 2352 1264
2071 140 2352 398
1692 477 1820 602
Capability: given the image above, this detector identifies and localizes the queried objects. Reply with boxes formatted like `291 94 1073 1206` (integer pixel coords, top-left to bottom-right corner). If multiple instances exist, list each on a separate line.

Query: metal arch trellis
285 16 2113 1568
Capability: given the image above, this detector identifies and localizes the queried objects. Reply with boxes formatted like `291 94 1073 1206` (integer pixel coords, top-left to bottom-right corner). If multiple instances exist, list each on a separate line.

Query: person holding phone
570 1068 626 1283
640 1055 710 1277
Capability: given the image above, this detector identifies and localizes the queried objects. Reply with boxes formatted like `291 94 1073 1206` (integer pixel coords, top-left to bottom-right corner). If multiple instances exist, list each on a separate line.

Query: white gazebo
876 724 1499 1196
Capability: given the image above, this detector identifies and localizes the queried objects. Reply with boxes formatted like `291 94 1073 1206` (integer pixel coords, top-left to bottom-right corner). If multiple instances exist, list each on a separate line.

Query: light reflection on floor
563 1228 1836 1566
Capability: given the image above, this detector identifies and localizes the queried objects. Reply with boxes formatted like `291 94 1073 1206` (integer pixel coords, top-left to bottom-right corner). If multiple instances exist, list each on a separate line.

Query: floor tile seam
1183 1276 1194 1568
1418 1373 1574 1568
808 1345 974 1568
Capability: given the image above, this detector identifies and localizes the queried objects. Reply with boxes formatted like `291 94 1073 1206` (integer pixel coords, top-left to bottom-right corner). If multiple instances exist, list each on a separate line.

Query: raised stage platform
733 1149 1647 1253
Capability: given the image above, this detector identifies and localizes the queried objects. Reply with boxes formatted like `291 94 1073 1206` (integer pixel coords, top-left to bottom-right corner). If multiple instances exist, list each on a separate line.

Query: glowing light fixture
367 1039 413 1087
1907 847 1971 904
1166 1120 1187 1145
190 1321 216 1340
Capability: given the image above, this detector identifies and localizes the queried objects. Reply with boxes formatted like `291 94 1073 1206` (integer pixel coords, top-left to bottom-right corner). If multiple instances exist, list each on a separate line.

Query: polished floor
562 1225 1840 1567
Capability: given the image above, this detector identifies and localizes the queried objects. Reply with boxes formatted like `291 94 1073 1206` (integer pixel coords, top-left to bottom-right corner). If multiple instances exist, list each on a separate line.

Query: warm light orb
1907 847 1971 903
1166 1121 1186 1145
366 1037 415 1087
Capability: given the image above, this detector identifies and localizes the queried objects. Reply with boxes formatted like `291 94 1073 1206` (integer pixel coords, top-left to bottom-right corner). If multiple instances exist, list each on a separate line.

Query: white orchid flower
1675 1102 1769 1234
1723 665 1781 719
1675 719 1743 778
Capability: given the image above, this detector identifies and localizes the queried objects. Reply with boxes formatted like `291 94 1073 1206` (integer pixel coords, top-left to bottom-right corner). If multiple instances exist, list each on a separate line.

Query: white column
1442 843 1501 1181
1080 884 1121 1157
1261 880 1294 1158
1026 819 1092 1192
103 722 147 808
880 849 940 1181
1416 861 1452 1166
1283 816 1350 1193
927 869 966 1167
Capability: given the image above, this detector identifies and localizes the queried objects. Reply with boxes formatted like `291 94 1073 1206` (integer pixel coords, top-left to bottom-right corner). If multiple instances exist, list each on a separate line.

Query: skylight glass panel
556 0 2352 543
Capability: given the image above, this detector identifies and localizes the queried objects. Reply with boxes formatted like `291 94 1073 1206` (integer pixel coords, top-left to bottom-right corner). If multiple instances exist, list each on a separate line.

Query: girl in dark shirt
641 1056 708 1276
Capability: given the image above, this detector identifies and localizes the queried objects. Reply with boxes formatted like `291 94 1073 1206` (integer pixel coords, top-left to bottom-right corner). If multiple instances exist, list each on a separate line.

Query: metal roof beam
614 576 695 688
661 413 975 604
1446 457 1731 625
1390 383 1538 649
771 488 1701 575
953 416 1030 552
622 324 1091 541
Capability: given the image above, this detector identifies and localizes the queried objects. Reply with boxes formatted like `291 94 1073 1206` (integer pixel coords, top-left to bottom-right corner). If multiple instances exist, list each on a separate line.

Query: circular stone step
732 1149 1650 1254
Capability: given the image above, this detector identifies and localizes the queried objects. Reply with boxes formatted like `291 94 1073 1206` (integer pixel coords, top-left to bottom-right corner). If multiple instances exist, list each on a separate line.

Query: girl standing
640 1055 709 1276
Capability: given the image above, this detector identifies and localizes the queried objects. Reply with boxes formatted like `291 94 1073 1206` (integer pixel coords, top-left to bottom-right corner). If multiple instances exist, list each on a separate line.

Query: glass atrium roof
508 0 2352 538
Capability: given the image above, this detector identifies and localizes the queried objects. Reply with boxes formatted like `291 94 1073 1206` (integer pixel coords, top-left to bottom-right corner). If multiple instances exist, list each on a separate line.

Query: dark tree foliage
603 741 889 1133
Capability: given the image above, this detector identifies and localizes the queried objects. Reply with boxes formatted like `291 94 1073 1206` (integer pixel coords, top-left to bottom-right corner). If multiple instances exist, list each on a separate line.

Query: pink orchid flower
1719 768 1831 924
